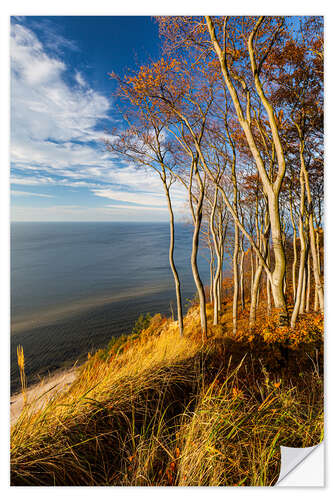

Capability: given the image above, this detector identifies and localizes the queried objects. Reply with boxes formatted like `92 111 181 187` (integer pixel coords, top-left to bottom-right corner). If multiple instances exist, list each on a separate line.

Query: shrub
131 313 152 335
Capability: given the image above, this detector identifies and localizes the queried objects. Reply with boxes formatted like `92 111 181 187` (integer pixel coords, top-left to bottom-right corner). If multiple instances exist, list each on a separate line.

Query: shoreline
10 365 78 426
10 288 180 394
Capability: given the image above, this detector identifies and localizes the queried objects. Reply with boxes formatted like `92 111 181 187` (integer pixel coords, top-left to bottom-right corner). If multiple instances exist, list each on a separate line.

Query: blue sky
10 16 187 221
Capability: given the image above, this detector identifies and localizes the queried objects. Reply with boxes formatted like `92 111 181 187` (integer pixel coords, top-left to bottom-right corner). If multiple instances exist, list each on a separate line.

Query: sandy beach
10 367 78 426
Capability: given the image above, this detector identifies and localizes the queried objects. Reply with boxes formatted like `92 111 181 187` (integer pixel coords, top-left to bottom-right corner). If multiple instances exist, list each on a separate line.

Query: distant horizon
10 220 177 224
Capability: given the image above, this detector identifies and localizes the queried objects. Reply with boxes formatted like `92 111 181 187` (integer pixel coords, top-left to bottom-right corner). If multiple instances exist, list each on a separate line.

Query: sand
10 367 78 426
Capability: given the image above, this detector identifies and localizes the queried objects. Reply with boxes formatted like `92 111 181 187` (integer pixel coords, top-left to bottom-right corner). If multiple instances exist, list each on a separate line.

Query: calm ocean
11 222 211 393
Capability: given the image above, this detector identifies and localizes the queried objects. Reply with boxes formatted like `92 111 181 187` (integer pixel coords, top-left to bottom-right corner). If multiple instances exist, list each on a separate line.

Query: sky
10 16 187 222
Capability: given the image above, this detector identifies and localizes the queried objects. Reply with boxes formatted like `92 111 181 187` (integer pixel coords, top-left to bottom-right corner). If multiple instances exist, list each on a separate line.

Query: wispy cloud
29 18 80 55
75 71 87 88
11 190 54 198
10 19 188 221
92 188 166 207
11 21 110 169
105 204 166 212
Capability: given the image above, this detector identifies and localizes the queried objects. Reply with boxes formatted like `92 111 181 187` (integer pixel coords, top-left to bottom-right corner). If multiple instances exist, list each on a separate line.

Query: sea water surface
11 222 211 393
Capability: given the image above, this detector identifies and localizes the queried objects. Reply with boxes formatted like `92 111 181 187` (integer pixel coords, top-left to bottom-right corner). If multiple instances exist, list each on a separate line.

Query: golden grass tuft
16 345 27 406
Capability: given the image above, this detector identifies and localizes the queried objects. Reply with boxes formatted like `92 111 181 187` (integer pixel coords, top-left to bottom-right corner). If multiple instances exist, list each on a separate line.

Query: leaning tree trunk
250 247 254 298
191 169 207 341
306 254 311 313
250 263 263 327
314 230 320 311
163 181 184 337
289 196 298 302
316 229 322 275
208 239 215 304
206 15 288 325
268 194 288 325
266 269 272 315
291 170 307 329
300 260 307 315
217 215 225 312
314 285 319 312
297 129 324 313
266 240 272 315
218 247 223 311
291 239 306 328
305 187 324 313
210 186 222 325
231 146 239 335
232 224 239 335
240 245 245 311
300 232 309 315
250 211 270 327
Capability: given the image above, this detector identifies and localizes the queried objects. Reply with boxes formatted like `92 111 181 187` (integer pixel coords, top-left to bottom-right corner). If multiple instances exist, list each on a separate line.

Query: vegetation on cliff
11 298 323 486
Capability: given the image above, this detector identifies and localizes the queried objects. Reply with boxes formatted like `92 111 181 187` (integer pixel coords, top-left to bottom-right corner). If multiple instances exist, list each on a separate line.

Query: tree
105 76 185 336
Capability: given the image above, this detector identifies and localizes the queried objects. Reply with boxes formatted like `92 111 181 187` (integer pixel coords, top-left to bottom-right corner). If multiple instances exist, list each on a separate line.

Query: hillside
11 301 323 486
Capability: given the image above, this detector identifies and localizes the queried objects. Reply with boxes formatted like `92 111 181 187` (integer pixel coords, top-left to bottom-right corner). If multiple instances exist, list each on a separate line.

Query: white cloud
11 175 54 186
11 24 65 86
10 21 188 221
91 164 188 211
11 174 105 189
75 71 86 87
11 22 110 162
92 188 165 207
105 204 165 211
11 190 54 198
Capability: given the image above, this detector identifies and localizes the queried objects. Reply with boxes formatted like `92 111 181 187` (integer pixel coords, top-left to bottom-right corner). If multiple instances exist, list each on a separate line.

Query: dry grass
16 345 27 406
176 361 323 486
10 303 323 486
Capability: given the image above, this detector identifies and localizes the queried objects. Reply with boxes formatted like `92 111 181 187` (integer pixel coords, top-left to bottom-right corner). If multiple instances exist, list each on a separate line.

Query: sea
10 222 212 394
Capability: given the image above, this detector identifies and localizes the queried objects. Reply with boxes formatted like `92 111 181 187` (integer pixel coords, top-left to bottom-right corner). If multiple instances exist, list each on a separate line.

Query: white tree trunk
163 182 184 337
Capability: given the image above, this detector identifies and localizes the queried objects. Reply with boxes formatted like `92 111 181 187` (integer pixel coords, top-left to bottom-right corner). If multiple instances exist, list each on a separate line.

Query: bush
131 313 152 335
